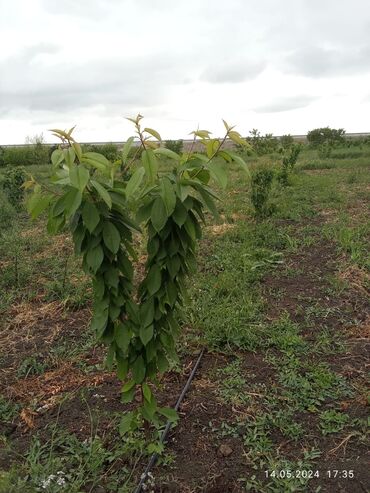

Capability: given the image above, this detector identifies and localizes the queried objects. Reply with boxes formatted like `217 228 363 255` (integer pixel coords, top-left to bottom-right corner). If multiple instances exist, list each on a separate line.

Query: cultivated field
0 142 369 492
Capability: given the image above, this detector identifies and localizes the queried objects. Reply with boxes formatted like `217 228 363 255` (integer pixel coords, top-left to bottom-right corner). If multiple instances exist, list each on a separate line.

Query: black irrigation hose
134 347 206 493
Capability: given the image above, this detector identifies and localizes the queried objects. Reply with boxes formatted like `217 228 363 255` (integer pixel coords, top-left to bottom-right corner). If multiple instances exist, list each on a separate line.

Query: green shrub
165 139 183 154
26 116 250 432
307 127 345 147
126 143 143 160
251 168 276 219
280 134 294 149
247 129 279 156
277 144 301 185
0 190 16 229
2 145 49 167
0 146 5 167
317 142 333 159
82 142 119 162
2 166 26 208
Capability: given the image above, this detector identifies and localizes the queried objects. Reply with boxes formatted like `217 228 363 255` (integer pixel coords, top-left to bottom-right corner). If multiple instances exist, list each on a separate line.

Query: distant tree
165 139 183 154
280 134 294 149
307 127 345 147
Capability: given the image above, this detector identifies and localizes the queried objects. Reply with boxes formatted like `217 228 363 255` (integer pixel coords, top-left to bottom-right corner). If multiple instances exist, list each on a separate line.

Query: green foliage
319 409 349 435
2 166 26 208
317 141 333 159
251 167 275 219
0 146 5 167
0 395 20 423
82 142 119 162
26 116 249 429
0 190 16 230
2 136 50 167
1 425 148 493
17 355 47 378
307 127 345 147
164 139 183 154
216 359 250 406
248 129 279 156
277 144 301 185
280 134 294 149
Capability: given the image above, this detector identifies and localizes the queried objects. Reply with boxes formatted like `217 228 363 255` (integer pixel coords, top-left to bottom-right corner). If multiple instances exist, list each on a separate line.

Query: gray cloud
252 95 317 113
281 44 370 78
0 45 191 114
201 59 265 84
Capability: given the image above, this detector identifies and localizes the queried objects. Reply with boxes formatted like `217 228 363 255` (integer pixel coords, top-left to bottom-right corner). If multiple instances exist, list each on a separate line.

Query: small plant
248 129 279 156
317 141 333 159
0 190 16 230
319 409 349 435
0 395 20 423
216 359 250 406
17 355 47 378
277 144 301 185
25 116 250 432
164 139 183 154
280 134 294 149
251 168 275 219
2 166 26 208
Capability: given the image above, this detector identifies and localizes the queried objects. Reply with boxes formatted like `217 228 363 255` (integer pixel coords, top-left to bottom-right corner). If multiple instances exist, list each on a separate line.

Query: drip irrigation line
133 347 206 493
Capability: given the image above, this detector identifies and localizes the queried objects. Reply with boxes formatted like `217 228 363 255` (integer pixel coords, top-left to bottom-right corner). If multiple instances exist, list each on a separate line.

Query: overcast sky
1 0 370 144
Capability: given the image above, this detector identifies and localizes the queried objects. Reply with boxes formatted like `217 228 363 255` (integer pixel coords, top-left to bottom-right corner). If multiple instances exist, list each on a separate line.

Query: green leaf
158 407 178 423
121 380 136 403
90 308 108 338
222 119 231 131
72 142 82 162
122 379 136 393
209 162 227 189
172 201 188 226
65 188 82 217
228 130 248 147
104 266 119 289
140 300 154 327
105 343 115 370
160 177 176 216
167 255 181 279
192 129 211 139
153 147 180 160
91 180 112 208
228 152 250 176
119 412 134 435
103 222 121 254
151 196 167 232
82 151 110 169
132 355 145 384
82 202 100 233
125 167 145 199
121 136 135 163
146 264 161 295
139 324 154 346
197 187 220 219
114 323 132 353
64 147 76 167
51 149 64 166
27 194 52 219
86 244 104 274
142 383 152 402
156 351 169 373
116 355 129 380
142 149 158 183
69 165 90 192
184 216 196 240
144 127 161 141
